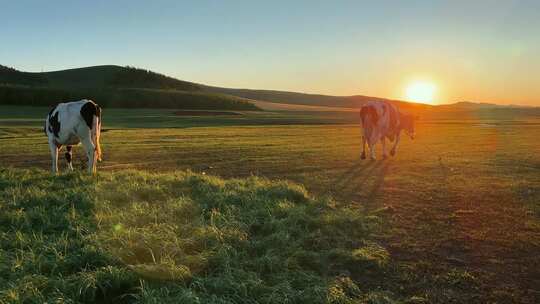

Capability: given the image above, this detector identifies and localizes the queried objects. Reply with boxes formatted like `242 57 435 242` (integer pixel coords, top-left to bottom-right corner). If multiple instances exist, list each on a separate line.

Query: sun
405 81 437 104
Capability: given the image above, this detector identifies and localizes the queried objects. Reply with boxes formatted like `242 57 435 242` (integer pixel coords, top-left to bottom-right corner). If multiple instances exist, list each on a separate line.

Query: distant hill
203 86 432 113
2 64 532 112
1 65 199 90
437 101 535 110
0 64 432 112
44 65 200 91
0 65 257 110
203 87 537 112
0 65 47 86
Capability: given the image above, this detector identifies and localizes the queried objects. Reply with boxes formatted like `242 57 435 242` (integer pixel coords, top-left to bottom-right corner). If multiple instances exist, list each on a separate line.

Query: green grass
1 106 539 303
0 168 399 303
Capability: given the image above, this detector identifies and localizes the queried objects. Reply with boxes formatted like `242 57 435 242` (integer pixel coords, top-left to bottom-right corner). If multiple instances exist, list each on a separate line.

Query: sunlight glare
405 81 437 104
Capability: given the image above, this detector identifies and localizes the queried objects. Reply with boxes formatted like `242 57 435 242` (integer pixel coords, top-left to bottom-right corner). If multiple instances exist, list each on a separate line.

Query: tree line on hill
0 65 47 86
109 66 200 91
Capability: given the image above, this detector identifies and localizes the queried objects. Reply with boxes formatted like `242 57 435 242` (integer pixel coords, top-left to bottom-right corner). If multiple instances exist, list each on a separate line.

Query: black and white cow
360 101 416 160
45 99 102 174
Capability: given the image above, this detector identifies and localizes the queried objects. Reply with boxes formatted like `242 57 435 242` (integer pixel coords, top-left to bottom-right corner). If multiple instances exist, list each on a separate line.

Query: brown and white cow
360 101 416 160
45 99 102 174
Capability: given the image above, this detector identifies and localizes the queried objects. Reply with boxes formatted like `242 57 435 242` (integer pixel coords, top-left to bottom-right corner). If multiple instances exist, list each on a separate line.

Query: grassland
1 106 539 303
1 168 395 303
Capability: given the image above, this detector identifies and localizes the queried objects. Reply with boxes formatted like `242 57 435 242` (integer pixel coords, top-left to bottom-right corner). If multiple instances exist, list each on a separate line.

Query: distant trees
0 65 201 91
109 66 200 91
0 65 47 86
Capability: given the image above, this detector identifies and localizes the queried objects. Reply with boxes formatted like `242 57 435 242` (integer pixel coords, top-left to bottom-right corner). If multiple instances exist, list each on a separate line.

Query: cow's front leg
361 135 367 159
65 145 74 171
369 142 377 160
381 137 388 159
81 137 96 174
369 142 376 160
49 142 59 174
368 133 378 160
390 132 401 157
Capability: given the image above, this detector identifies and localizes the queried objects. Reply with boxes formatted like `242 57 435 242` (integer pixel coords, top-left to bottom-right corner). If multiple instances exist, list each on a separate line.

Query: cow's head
401 114 417 139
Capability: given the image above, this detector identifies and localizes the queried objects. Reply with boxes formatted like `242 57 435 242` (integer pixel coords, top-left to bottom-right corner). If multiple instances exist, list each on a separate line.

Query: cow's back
360 101 401 141
46 100 93 144
55 101 86 130
361 101 391 127
360 105 378 126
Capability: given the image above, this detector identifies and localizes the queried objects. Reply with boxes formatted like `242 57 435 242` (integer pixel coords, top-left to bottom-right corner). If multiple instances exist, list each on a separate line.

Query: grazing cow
45 99 102 174
360 101 416 160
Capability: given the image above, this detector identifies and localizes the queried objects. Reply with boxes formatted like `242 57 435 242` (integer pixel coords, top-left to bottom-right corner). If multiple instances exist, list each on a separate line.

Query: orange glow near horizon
405 81 437 104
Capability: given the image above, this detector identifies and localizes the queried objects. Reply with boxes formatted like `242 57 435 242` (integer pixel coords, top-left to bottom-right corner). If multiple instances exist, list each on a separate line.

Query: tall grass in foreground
0 168 397 303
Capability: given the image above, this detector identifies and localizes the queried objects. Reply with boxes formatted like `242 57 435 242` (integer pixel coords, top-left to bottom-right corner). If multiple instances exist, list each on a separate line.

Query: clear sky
2 0 539 105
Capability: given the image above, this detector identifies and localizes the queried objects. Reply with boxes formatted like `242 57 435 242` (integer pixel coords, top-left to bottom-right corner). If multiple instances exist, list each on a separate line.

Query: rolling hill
0 65 257 110
1 65 533 113
0 65 199 90
0 65 431 112
203 85 433 113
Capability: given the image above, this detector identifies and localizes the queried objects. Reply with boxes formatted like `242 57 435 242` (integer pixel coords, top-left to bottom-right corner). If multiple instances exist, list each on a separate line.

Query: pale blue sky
2 0 539 104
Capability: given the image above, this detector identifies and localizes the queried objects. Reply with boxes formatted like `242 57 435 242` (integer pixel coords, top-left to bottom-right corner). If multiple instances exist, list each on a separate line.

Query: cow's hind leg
381 137 388 159
361 135 367 160
369 144 376 160
81 136 96 174
368 140 376 160
390 132 401 157
65 145 73 171
367 133 378 160
49 141 59 174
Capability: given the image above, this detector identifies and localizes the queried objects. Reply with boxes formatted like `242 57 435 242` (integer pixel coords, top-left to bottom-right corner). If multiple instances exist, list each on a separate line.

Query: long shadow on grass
326 161 389 207
363 162 390 209
326 161 376 199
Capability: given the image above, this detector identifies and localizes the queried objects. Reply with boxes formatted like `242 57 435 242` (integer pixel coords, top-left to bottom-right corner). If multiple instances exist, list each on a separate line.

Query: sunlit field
1 106 539 303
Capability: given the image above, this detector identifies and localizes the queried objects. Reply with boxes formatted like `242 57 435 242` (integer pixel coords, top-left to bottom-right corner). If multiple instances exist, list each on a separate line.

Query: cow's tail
92 106 102 162
360 106 378 128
